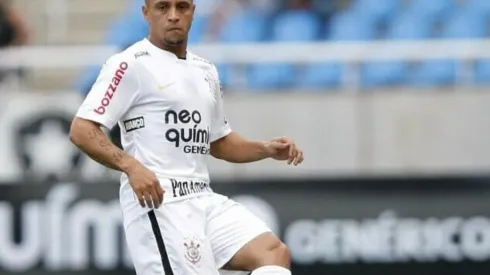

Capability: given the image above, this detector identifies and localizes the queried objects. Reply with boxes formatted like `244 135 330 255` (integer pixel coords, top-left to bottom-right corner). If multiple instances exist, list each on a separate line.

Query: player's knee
263 241 291 268
251 241 291 274
274 242 291 267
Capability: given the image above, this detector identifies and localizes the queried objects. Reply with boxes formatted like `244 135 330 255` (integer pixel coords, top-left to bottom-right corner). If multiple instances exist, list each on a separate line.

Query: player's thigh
205 195 281 271
124 200 220 275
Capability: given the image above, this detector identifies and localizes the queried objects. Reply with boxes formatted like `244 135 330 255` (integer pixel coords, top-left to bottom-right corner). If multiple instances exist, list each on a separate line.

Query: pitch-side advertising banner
1 178 490 275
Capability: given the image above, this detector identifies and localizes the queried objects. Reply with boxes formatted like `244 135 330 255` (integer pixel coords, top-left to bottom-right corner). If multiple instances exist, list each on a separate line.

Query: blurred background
1 0 490 274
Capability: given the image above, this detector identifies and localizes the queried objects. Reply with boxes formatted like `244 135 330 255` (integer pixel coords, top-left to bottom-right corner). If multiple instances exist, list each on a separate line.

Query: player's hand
266 137 304 166
126 163 165 208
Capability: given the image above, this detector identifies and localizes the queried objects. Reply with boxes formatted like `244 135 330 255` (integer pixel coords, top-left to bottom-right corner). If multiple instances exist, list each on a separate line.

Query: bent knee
225 233 292 271
265 241 291 268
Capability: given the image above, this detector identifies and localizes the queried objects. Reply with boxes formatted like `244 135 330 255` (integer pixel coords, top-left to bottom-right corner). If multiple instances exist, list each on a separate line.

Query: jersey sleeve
210 67 232 142
75 54 139 130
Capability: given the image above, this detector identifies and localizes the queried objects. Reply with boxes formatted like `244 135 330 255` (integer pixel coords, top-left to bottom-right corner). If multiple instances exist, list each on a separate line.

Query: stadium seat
188 15 209 44
443 10 487 38
218 10 268 89
465 0 490 19
388 11 432 40
248 11 321 89
351 0 400 25
297 63 343 88
219 10 267 43
328 10 375 41
407 0 455 22
361 10 431 87
411 9 487 86
272 11 321 42
312 0 336 16
475 60 490 84
104 3 148 49
295 10 375 88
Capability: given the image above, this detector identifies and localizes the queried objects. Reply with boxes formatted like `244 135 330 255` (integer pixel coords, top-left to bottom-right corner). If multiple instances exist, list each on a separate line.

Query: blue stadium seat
388 11 432 39
295 11 377 88
298 63 343 88
329 10 375 41
361 11 431 87
361 61 408 87
351 0 400 24
248 64 298 89
188 16 209 44
272 11 321 42
219 11 267 43
218 10 267 89
407 0 455 22
411 61 458 85
105 3 148 49
475 60 490 83
312 0 336 16
466 0 490 18
411 9 487 86
296 10 375 88
248 11 321 89
443 11 487 38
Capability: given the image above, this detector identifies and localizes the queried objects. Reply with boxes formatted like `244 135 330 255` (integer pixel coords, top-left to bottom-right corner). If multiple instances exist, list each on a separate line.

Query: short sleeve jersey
75 39 232 224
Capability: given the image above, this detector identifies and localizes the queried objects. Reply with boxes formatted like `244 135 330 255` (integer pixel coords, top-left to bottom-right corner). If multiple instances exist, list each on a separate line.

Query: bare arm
69 117 138 173
210 132 271 163
211 132 305 165
2 2 31 45
71 55 163 208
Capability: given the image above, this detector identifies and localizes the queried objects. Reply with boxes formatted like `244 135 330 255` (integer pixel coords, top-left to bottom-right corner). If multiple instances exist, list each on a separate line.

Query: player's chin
164 36 185 47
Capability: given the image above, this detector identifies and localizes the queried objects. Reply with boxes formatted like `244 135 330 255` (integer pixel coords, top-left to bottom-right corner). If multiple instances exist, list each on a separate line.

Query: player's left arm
211 132 304 165
207 66 303 165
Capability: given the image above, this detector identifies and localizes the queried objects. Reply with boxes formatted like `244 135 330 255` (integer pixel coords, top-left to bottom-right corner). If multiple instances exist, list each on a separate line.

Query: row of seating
215 61 490 90
81 0 490 92
197 0 490 88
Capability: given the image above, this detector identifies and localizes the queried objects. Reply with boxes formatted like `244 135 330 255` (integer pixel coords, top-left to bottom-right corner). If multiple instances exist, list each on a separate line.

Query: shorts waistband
158 177 213 200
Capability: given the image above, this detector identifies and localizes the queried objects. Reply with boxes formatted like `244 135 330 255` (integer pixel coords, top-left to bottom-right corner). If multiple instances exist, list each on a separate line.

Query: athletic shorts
124 193 272 275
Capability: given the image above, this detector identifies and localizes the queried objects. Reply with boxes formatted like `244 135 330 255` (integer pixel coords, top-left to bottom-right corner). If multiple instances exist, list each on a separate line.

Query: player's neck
148 36 187 59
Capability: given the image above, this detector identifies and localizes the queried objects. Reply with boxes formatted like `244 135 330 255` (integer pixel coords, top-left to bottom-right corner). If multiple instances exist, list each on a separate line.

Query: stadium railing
1 39 490 88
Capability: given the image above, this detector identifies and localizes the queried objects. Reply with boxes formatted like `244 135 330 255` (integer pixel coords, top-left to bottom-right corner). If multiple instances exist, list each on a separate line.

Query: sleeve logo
94 62 128 115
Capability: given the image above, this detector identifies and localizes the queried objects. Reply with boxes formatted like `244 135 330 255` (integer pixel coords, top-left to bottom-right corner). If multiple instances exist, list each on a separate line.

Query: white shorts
124 193 272 275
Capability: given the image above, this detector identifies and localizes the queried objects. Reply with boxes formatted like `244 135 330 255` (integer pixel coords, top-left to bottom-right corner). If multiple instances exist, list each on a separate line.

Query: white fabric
251 266 291 275
75 38 232 227
125 194 271 275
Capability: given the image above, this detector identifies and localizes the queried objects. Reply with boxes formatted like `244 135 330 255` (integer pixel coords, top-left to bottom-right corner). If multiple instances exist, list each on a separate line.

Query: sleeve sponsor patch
94 61 129 115
123 116 145 132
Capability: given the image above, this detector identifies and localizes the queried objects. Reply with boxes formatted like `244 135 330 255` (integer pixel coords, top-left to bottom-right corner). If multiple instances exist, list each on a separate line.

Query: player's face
143 0 195 47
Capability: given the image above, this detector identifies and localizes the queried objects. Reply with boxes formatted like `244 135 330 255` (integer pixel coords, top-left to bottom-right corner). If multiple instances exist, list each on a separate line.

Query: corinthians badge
184 237 202 264
203 72 218 100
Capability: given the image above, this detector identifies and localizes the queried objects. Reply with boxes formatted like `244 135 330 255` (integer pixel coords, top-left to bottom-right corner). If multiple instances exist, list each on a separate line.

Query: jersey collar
143 38 187 60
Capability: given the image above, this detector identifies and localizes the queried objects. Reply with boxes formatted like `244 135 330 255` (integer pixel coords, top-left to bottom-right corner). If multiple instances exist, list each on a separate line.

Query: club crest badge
203 72 218 101
184 237 202 264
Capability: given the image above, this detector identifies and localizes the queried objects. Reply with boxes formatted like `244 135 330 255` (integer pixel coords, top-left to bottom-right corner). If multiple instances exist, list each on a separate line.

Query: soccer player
69 0 304 275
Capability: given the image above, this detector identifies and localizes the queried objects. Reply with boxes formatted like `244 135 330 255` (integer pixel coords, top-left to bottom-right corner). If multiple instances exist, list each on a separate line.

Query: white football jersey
75 38 232 226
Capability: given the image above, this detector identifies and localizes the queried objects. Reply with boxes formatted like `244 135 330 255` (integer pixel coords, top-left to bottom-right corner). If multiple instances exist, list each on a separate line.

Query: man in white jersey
70 0 304 275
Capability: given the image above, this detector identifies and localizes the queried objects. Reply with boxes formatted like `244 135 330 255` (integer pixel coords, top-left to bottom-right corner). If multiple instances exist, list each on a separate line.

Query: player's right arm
70 54 163 208
70 118 135 173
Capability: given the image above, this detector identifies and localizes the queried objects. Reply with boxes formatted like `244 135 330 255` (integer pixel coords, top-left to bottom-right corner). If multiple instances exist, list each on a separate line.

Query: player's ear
142 3 150 23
